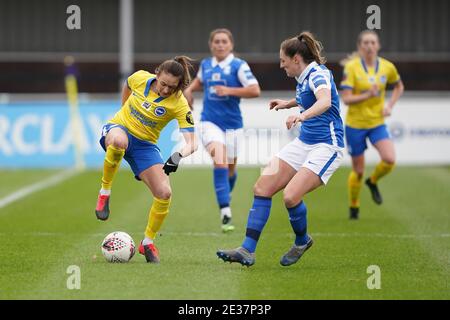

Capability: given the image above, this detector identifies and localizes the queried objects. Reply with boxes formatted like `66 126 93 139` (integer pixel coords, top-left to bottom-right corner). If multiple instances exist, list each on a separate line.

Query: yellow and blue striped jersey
341 57 400 129
109 70 194 143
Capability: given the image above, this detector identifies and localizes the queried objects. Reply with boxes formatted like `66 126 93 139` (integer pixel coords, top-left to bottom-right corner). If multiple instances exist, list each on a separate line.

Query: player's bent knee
382 157 396 165
113 139 128 150
107 136 128 150
283 190 301 208
253 182 274 198
213 163 228 169
154 187 172 200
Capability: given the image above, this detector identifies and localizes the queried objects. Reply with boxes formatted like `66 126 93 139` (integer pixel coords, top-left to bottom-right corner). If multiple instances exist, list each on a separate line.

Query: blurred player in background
184 28 260 232
340 30 404 219
95 56 198 263
217 31 344 267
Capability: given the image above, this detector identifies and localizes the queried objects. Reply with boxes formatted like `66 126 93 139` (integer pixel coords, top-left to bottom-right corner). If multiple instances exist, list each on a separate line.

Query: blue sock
213 168 230 209
242 196 272 253
229 172 237 193
287 201 308 246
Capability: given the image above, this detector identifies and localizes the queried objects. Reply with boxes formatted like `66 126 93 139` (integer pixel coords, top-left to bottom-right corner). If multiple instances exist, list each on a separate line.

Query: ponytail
155 55 194 93
281 31 326 65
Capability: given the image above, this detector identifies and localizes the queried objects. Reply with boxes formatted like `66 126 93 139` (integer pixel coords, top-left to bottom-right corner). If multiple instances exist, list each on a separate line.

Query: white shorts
276 138 343 184
199 121 243 161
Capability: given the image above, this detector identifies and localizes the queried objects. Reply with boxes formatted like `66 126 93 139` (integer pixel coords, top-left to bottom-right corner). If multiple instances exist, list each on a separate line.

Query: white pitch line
0 169 80 210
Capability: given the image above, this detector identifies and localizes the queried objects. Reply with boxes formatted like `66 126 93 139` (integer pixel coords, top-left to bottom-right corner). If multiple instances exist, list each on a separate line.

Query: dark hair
155 56 194 92
209 28 234 45
281 31 326 65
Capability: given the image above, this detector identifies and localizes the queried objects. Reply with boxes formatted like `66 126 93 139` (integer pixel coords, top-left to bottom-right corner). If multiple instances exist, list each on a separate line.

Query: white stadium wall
0 94 449 168
182 93 450 166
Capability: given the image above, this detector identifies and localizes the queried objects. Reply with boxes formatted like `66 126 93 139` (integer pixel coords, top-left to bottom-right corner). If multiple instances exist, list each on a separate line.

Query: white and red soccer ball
101 231 135 263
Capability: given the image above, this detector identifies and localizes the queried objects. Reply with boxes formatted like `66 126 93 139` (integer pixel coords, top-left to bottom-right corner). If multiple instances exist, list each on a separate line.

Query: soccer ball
101 231 136 263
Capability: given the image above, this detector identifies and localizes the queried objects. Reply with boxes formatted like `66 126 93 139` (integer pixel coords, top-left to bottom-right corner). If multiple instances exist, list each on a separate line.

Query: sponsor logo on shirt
141 101 151 109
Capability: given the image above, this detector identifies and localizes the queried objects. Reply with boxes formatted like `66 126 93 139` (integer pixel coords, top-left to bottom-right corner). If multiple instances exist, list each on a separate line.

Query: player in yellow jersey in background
95 56 198 263
340 30 404 219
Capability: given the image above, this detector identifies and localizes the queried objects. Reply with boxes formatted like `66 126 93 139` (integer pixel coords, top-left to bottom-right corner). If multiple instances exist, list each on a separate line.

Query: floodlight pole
119 0 134 92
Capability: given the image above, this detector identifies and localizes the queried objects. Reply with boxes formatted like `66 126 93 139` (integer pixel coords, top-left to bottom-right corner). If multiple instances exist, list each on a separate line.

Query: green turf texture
0 167 449 299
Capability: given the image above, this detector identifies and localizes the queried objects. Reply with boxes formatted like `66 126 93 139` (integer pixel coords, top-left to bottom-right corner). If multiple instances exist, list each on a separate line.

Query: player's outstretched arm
179 131 198 158
214 84 260 98
163 131 198 176
269 98 298 111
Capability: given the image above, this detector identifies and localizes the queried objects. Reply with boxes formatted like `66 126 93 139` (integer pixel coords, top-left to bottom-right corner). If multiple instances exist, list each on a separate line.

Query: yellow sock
145 197 171 240
348 171 362 208
101 145 125 190
370 161 395 184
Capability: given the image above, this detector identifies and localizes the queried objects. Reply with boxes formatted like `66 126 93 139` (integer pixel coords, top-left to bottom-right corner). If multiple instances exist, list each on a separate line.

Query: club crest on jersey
141 101 151 109
212 73 221 81
154 106 166 117
380 75 387 84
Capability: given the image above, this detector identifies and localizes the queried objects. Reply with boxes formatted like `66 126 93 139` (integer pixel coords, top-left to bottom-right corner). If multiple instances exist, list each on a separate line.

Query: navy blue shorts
345 124 390 157
99 123 164 180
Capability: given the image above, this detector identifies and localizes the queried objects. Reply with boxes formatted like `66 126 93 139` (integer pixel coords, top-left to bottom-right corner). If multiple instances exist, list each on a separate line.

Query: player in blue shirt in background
184 28 261 232
217 31 344 266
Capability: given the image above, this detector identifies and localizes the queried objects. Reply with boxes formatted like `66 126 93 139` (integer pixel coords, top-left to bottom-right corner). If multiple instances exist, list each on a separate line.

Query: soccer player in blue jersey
184 29 261 232
95 57 198 263
217 32 344 266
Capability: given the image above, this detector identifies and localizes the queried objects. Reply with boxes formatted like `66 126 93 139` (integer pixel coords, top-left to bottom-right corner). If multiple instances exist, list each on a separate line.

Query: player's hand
269 99 290 111
163 152 183 175
214 85 230 96
286 114 304 130
383 105 393 117
368 84 379 97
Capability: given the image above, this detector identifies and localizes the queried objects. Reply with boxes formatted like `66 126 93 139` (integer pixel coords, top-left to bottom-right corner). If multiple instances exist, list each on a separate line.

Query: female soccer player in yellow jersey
95 56 198 263
340 30 404 219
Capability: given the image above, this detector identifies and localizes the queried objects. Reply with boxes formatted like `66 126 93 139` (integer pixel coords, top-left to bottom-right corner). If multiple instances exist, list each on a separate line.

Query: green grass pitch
0 166 449 299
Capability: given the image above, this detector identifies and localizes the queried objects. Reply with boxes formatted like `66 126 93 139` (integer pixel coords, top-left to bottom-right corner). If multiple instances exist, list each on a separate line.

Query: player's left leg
139 164 172 263
96 125 129 220
280 168 321 266
226 128 242 195
367 126 396 204
217 157 296 266
280 144 343 266
207 141 234 232
345 125 369 219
